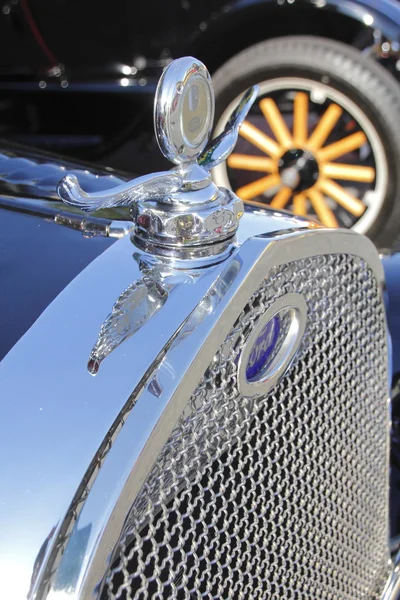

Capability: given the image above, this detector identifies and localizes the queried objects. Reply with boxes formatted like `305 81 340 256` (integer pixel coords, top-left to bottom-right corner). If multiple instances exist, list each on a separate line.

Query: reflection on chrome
88 278 169 375
88 254 202 374
169 257 242 353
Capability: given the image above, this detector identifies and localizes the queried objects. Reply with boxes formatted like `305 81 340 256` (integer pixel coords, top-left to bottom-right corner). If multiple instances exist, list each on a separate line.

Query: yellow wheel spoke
307 187 339 228
321 162 375 183
307 104 343 150
227 153 276 172
259 98 292 148
239 121 281 158
293 92 308 146
236 173 281 201
270 186 292 209
317 131 367 162
293 192 307 216
318 178 365 216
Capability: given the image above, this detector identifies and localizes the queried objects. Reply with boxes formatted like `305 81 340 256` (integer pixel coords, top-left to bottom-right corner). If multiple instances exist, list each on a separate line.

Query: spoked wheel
212 36 400 246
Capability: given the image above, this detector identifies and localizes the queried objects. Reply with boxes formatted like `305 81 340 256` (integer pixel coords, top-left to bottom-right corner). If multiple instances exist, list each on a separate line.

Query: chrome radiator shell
0 211 391 600
101 251 390 600
72 227 389 600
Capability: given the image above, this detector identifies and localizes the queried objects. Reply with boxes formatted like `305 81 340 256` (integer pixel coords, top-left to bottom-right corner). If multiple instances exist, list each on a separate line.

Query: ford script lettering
246 315 280 381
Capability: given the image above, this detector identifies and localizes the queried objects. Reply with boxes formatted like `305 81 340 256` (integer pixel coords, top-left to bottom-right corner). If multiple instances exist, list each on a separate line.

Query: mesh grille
102 253 389 600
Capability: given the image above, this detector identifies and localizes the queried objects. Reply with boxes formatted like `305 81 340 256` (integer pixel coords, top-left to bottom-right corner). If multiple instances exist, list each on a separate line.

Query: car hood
0 141 134 361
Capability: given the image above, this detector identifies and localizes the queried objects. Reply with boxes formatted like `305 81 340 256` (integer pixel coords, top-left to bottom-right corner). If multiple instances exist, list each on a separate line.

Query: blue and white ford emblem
238 293 307 398
246 315 280 381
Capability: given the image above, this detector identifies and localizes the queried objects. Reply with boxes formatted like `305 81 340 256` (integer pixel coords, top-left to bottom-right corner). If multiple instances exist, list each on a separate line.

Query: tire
212 35 400 247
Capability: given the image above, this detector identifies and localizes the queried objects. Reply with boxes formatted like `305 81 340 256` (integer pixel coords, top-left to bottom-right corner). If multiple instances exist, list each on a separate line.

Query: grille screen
102 254 389 600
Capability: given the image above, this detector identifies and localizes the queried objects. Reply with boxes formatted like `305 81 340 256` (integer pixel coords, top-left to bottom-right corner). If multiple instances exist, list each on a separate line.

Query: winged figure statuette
57 57 258 220
57 171 184 213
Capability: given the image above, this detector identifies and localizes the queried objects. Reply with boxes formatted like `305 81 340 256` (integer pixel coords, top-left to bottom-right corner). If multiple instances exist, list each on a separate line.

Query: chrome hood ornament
57 57 258 259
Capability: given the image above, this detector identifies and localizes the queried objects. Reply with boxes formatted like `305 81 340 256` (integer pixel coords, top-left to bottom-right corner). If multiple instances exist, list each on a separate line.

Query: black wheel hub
278 149 319 192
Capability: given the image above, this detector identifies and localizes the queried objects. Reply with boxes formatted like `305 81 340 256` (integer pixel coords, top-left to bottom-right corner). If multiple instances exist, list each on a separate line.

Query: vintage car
1 57 400 600
1 0 400 244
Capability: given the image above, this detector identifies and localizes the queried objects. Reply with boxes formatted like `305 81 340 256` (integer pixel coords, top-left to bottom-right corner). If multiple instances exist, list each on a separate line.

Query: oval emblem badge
238 293 307 398
246 315 280 381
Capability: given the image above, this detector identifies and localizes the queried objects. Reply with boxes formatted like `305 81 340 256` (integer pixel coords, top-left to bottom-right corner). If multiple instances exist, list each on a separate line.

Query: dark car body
0 0 399 169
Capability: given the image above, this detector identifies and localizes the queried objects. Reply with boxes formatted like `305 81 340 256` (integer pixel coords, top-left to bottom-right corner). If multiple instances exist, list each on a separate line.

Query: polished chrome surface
53 213 133 238
57 57 258 259
57 171 183 212
131 182 244 255
87 276 168 375
107 221 135 238
198 85 259 170
381 551 400 600
0 235 226 600
87 257 201 375
0 195 134 238
0 56 392 600
154 57 214 164
0 205 311 600
102 249 390 600
25 228 386 600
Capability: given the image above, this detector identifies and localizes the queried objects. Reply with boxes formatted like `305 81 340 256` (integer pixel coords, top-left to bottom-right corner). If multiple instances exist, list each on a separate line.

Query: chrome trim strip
108 221 134 238
0 196 134 238
381 551 400 600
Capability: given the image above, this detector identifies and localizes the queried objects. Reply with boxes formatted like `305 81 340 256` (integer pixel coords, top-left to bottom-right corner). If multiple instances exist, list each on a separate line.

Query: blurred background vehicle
1 0 400 244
